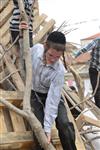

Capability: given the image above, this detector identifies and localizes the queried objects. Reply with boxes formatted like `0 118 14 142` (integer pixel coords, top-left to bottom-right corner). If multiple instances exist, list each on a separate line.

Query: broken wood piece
76 113 100 131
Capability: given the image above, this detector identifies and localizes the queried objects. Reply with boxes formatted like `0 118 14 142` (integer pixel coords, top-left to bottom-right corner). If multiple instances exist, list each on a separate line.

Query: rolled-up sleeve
44 71 64 133
75 39 96 57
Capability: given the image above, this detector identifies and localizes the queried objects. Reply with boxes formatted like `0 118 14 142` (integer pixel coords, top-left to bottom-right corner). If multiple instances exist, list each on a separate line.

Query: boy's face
46 48 63 64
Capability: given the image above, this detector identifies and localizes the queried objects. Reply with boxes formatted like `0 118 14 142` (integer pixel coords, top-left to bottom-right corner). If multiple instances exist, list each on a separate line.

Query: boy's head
44 31 66 64
46 31 66 52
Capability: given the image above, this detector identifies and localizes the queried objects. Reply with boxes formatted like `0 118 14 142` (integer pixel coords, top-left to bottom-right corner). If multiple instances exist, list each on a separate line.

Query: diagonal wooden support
76 113 100 131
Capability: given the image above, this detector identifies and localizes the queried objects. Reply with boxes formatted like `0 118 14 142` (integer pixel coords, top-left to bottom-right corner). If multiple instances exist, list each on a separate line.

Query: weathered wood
63 84 83 110
76 113 100 131
67 66 84 103
0 0 9 12
0 131 34 146
86 100 100 120
0 32 10 47
1 18 10 38
0 91 23 100
10 110 26 132
0 46 25 91
33 13 47 32
0 0 13 27
55 145 63 150
33 19 55 44
0 109 7 133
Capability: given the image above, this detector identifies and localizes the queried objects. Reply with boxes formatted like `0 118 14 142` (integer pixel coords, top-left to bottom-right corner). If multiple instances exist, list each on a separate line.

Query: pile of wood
0 0 100 150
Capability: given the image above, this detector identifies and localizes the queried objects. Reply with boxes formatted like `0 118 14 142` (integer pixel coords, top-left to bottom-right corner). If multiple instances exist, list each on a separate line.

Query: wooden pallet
0 91 63 150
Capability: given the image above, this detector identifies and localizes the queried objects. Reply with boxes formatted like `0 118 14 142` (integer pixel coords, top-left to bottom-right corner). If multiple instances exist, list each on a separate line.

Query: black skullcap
47 31 66 44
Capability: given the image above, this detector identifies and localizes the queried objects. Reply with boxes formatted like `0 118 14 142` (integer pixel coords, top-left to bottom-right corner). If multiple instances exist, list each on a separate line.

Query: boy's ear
44 42 49 49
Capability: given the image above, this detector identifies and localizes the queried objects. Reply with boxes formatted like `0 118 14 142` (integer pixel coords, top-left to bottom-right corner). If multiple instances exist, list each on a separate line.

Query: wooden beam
33 19 55 44
0 131 34 149
10 110 26 132
0 91 23 100
76 113 100 130
0 46 25 91
1 18 10 38
0 0 9 12
0 131 33 144
0 91 23 107
0 109 7 133
0 0 13 27
0 31 10 46
33 13 47 32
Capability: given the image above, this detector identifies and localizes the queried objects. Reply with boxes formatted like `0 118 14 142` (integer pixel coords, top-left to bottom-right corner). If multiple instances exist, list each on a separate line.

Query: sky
38 0 100 45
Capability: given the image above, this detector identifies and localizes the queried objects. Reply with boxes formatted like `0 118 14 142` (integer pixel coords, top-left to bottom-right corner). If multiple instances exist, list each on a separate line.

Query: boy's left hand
45 132 51 144
19 21 28 30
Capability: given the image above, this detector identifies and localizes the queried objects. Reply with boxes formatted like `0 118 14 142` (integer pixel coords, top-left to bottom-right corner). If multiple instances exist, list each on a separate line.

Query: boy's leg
89 67 100 108
56 100 77 150
29 32 33 48
30 91 45 150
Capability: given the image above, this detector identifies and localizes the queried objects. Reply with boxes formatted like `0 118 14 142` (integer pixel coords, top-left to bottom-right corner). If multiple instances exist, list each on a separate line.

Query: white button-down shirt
31 43 65 133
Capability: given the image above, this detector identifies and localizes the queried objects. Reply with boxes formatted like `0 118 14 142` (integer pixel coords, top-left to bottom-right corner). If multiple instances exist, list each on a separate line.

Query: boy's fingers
45 133 51 144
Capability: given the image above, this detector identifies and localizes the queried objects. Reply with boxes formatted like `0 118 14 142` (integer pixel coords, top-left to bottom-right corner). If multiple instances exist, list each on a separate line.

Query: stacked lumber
0 1 61 150
0 91 62 150
0 0 100 150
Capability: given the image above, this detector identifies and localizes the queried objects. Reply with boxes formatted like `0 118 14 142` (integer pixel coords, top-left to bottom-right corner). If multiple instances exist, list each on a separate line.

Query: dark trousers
89 67 100 108
31 90 77 150
10 30 33 47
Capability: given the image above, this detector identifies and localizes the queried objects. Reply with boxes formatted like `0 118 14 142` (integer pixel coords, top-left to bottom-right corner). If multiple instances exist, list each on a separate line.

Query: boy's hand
65 53 75 66
45 132 51 144
19 21 28 30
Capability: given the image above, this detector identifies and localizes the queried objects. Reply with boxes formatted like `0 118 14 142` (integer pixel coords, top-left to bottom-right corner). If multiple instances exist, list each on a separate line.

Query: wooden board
0 131 34 148
33 13 47 32
1 18 10 38
0 109 7 133
33 19 55 44
10 110 26 132
0 31 10 46
0 0 13 27
0 0 9 12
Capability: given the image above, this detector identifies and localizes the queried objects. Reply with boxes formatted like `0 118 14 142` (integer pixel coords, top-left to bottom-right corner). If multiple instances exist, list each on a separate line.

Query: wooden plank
0 0 13 27
3 108 13 132
1 18 10 38
0 46 25 91
33 13 47 32
76 114 100 128
0 143 33 150
0 130 62 149
10 110 26 132
0 131 33 144
0 131 34 149
0 109 7 133
51 126 61 145
33 0 39 16
86 100 100 120
0 91 23 107
0 31 10 46
55 145 63 150
0 0 9 12
76 114 86 130
0 91 23 100
33 19 55 44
